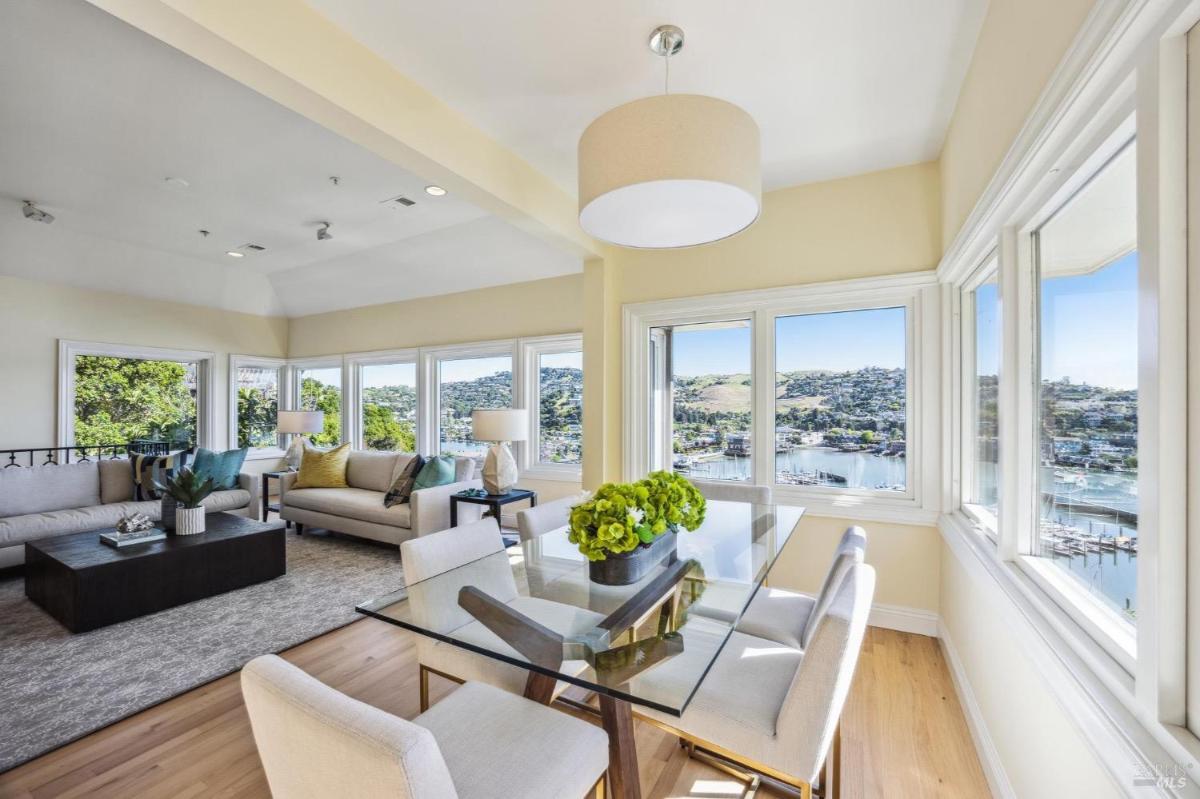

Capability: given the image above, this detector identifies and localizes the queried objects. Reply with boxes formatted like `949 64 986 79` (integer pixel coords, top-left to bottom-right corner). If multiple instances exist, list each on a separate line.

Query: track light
317 221 333 241
22 201 54 224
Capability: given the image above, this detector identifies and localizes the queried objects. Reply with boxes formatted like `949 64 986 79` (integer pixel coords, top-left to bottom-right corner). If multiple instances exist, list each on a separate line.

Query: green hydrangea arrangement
568 471 706 561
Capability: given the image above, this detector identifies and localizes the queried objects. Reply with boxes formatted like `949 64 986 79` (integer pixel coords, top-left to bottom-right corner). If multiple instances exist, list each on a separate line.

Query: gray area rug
0 531 406 773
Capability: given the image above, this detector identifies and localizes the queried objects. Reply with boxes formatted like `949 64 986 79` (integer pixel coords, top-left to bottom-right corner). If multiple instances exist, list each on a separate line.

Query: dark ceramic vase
589 527 678 586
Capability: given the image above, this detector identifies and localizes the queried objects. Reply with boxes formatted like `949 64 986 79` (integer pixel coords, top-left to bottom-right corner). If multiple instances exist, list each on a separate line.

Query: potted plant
156 468 215 536
568 471 706 586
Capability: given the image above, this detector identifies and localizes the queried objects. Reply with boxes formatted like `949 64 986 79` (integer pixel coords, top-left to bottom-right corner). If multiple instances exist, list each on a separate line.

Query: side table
450 488 537 545
261 470 291 529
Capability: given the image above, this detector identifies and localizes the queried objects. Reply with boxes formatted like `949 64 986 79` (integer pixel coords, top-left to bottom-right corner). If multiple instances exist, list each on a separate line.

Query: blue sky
1040 251 1138 389
669 307 907 377
362 362 416 389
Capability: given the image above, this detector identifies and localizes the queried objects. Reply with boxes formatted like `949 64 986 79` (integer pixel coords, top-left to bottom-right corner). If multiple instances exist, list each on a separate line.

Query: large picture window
437 354 513 461
360 362 417 452
1032 139 1138 624
774 308 907 492
650 321 753 483
235 362 281 451
966 270 1000 518
296 365 343 447
74 355 198 448
60 341 213 451
628 277 929 519
534 349 583 466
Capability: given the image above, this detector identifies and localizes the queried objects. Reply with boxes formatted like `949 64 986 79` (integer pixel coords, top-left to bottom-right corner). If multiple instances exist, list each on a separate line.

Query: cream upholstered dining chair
400 518 603 711
515 493 586 541
242 655 609 799
631 562 875 799
734 525 867 648
695 481 773 504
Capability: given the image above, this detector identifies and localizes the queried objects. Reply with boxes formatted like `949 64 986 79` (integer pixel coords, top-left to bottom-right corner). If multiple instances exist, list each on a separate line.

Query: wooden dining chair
400 518 602 711
242 655 609 799
631 563 876 798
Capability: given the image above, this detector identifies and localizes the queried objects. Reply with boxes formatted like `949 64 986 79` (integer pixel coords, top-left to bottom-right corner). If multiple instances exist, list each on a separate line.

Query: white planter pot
175 506 206 536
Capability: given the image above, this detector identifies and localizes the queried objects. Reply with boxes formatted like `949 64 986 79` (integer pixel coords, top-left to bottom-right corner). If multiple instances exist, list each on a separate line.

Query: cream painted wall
286 273 583 357
940 0 1097 249
0 275 288 450
614 161 941 304
941 540 1121 797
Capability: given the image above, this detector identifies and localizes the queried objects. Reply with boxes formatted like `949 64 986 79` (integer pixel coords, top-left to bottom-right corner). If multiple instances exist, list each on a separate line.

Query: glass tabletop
356 499 805 716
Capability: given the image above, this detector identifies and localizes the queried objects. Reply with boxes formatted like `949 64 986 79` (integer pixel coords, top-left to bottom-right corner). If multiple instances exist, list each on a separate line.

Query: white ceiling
0 0 581 317
306 0 989 193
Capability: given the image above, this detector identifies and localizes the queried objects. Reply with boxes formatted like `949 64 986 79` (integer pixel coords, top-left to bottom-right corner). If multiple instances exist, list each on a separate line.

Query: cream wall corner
939 0 1098 250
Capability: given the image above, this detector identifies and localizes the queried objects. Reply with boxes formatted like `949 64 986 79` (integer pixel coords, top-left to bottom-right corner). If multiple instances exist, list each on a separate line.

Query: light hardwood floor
0 621 990 799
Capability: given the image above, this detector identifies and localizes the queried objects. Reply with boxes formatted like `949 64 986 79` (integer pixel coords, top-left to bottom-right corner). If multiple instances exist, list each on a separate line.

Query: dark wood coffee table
24 512 286 633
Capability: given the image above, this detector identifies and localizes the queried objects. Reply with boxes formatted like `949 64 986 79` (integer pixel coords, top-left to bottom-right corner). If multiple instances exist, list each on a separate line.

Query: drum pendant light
578 25 762 249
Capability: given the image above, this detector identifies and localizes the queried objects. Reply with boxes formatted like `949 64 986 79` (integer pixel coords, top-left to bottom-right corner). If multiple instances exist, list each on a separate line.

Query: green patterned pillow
192 447 248 490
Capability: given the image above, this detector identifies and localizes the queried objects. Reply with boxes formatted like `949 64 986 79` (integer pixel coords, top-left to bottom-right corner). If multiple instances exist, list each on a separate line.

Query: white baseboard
868 603 939 637
937 619 1013 799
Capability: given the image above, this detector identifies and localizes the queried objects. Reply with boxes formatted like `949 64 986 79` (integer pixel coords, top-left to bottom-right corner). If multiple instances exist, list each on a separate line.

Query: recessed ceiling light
225 250 244 258
424 185 447 197
164 177 190 189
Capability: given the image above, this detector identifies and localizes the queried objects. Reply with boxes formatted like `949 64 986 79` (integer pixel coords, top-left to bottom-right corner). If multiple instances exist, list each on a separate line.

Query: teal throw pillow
412 455 456 492
192 447 248 490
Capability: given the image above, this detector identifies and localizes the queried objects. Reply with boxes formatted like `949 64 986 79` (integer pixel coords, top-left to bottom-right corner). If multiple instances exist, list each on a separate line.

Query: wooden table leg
598 694 641 799
523 671 557 705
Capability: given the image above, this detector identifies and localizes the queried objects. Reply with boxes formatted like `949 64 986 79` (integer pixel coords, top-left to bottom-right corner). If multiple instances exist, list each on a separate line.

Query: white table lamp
472 409 528 495
278 410 325 470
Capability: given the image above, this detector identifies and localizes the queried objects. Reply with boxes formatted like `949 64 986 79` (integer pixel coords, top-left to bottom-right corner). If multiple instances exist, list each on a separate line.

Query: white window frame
345 348 420 452
521 334 584 481
289 355 347 446
959 253 1001 538
936 0 1198 781
228 355 287 460
624 272 940 525
421 339 519 458
58 339 216 450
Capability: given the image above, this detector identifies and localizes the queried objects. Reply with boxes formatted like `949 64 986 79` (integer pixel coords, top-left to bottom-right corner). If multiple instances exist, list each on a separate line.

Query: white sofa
0 458 257 568
279 450 484 546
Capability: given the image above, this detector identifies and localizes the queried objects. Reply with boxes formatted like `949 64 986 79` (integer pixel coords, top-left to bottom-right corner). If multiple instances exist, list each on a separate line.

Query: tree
237 386 278 448
300 377 342 446
74 356 196 447
363 403 415 452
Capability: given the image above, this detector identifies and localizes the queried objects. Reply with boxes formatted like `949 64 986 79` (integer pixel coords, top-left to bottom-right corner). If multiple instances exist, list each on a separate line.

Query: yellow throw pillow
294 443 350 489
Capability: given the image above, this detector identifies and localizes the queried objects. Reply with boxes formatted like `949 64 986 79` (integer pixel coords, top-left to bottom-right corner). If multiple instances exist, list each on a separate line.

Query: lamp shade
471 409 528 442
277 410 325 435
578 94 761 249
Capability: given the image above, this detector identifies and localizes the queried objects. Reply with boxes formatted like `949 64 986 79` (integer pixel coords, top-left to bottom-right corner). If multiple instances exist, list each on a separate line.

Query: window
437 354 512 461
651 320 753 482
233 360 282 451
360 361 417 452
965 269 1000 518
74 355 198 447
1032 139 1138 625
775 308 907 492
534 350 582 466
59 341 213 451
296 365 343 447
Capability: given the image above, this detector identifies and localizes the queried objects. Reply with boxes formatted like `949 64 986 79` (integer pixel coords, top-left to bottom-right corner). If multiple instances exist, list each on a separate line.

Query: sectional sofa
0 458 257 568
279 450 484 546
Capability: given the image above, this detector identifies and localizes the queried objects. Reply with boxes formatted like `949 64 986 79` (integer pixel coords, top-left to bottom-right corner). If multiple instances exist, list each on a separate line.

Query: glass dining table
356 499 805 799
